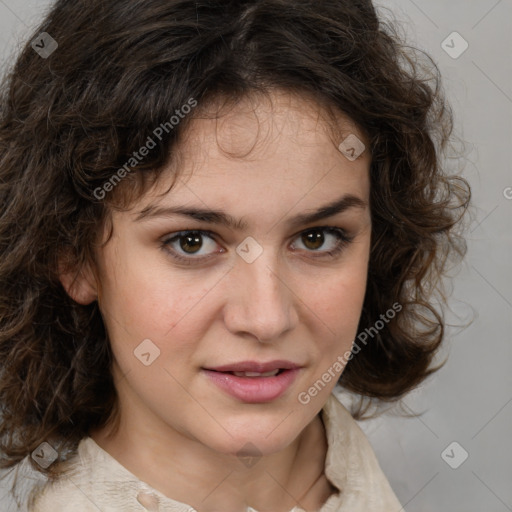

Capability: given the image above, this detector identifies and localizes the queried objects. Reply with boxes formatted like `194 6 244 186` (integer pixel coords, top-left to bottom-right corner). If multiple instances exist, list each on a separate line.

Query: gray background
0 0 511 511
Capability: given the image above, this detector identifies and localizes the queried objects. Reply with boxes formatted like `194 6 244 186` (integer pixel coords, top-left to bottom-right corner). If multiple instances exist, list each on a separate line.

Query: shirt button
136 490 160 511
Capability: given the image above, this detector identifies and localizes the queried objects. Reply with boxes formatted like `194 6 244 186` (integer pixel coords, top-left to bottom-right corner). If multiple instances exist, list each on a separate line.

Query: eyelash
161 226 354 266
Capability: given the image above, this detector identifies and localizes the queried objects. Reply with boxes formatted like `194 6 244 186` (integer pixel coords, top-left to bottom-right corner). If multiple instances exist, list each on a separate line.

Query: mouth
203 360 300 374
201 362 302 403
208 368 285 378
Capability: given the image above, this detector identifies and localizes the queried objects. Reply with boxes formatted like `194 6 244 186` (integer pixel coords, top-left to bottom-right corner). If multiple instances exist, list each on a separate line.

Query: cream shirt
29 393 402 511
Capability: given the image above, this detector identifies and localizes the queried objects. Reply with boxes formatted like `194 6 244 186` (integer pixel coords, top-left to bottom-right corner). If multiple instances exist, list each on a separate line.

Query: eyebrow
134 194 367 230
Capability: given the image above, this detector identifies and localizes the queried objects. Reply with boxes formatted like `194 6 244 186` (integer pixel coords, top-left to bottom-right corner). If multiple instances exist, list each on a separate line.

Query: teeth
233 369 280 377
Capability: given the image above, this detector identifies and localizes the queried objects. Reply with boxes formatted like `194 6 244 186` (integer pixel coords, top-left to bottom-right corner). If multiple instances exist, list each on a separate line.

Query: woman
0 0 469 510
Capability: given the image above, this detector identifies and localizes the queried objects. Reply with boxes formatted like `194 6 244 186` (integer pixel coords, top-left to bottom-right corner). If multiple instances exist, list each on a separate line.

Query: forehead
186 90 366 163
108 91 372 239
138 90 370 203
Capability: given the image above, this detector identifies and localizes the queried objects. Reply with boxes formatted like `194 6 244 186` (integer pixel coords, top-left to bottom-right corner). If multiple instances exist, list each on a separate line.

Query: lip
203 360 300 373
202 367 301 403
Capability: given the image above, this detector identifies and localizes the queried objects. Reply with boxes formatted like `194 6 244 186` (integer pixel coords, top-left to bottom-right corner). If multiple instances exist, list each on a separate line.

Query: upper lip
203 360 301 373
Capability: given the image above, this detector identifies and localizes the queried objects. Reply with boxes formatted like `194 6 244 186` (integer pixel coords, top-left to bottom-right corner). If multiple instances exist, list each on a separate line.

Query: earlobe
58 260 98 305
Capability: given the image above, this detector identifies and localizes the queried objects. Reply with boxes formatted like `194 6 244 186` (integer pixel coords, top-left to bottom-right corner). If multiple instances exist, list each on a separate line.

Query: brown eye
291 226 352 258
302 230 325 250
180 233 203 254
163 230 222 261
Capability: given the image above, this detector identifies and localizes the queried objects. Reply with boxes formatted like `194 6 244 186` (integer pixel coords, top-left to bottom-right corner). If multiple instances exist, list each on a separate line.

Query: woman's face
89 91 371 457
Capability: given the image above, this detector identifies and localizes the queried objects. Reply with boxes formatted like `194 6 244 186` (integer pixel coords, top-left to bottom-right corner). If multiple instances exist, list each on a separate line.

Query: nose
223 251 298 343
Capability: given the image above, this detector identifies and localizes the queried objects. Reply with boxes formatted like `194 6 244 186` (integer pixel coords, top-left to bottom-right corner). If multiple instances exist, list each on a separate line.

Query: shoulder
320 392 402 511
28 438 177 512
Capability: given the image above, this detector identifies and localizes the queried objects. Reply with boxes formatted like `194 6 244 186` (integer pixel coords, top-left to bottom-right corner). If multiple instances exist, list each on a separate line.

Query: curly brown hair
0 0 469 482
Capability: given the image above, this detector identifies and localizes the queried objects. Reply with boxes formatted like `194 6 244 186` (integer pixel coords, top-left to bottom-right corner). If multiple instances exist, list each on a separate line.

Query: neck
91 408 335 512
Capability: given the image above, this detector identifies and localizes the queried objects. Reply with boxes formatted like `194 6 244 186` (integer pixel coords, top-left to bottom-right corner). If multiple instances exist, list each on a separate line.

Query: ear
58 256 99 305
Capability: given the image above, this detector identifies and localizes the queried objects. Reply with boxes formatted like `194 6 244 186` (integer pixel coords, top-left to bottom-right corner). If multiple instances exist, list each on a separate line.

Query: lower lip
202 369 300 403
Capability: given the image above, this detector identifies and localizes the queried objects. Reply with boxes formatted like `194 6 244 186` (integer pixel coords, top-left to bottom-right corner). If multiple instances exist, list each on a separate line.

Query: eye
290 227 352 257
161 226 353 266
162 230 223 263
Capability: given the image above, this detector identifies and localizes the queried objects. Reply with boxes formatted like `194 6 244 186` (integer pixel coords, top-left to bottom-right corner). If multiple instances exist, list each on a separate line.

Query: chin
198 418 303 458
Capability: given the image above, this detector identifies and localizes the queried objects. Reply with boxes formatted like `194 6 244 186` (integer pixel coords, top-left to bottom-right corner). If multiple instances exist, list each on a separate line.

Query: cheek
299 249 369 361
98 249 220 361
308 273 366 337
308 247 369 322
100 238 194 321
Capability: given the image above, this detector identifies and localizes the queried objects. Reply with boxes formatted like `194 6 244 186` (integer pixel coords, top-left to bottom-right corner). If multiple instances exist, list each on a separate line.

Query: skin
61 90 372 512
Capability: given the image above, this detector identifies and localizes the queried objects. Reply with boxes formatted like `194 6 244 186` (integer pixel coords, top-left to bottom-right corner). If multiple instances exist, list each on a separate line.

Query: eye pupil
302 230 324 250
180 233 203 253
